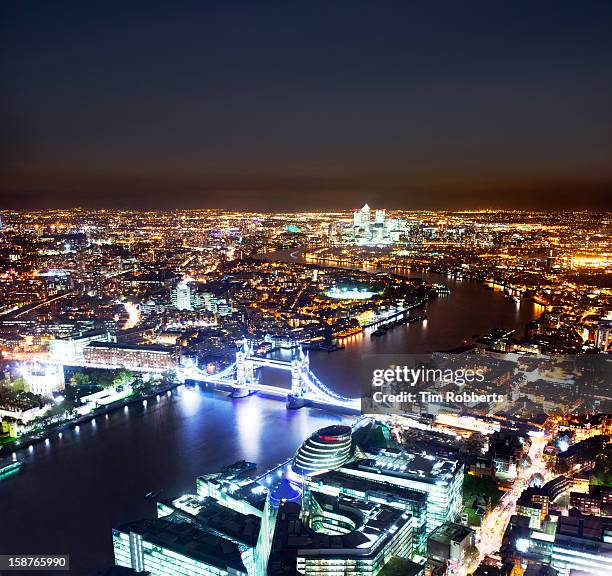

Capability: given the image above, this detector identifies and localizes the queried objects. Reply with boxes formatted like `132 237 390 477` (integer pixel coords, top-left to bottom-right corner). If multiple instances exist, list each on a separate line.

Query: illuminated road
4 268 137 319
10 290 75 318
474 435 551 566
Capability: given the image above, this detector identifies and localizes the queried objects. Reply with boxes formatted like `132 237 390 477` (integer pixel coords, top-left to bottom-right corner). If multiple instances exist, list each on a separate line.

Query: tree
592 446 612 487
70 371 91 386
10 377 28 393
161 370 178 386
556 459 570 474
463 474 502 508
134 378 156 396
95 370 116 389
44 402 69 421
113 368 134 389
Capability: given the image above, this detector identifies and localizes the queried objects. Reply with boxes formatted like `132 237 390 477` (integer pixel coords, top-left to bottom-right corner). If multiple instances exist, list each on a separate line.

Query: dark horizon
2 180 612 212
2 1 611 211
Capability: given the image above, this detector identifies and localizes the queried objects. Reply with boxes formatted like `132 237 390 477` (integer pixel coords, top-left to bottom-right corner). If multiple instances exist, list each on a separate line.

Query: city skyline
1 3 611 575
0 207 610 574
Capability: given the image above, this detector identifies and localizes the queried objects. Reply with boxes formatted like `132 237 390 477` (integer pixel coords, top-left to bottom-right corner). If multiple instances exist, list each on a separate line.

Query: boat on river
0 459 22 480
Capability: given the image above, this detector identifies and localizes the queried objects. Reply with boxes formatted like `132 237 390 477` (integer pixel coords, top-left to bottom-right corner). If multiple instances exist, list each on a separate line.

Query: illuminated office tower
155 495 261 576
268 497 422 576
113 517 249 576
196 291 233 316
551 515 612 576
595 313 612 351
172 279 193 310
197 465 268 518
348 204 409 245
197 290 215 311
256 496 277 576
302 469 429 554
360 203 371 227
171 461 296 576
506 514 612 576
352 204 372 243
338 449 464 535
49 329 113 363
546 248 556 272
372 208 386 242
214 297 232 316
372 222 385 243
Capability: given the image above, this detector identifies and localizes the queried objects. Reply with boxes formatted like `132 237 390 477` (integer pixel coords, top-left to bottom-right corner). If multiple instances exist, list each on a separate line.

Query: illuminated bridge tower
288 347 309 408
234 341 254 397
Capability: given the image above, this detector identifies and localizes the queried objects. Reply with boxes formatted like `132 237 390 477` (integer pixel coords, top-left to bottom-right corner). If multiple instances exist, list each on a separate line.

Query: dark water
0 249 541 574
264 249 543 398
0 391 349 574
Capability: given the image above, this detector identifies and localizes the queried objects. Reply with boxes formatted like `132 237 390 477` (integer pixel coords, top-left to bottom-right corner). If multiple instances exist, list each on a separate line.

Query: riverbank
0 386 351 575
258 248 541 401
281 248 549 309
0 378 182 458
0 249 542 574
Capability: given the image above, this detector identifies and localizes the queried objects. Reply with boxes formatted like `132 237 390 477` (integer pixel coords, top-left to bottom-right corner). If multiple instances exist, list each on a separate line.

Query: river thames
0 250 542 574
266 248 543 398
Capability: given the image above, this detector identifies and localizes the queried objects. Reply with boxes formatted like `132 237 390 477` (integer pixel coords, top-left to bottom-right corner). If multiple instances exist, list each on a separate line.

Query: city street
475 435 551 564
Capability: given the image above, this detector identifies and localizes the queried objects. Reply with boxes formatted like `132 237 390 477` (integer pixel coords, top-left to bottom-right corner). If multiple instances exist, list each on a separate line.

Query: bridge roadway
183 354 361 410
47 347 361 411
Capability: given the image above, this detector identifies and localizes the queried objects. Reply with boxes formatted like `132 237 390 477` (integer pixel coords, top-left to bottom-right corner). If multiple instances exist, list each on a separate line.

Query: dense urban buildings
2 0 611 573
0 208 610 576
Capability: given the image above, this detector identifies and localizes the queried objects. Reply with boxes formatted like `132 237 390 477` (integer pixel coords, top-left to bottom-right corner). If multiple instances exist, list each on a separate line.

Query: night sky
1 1 611 211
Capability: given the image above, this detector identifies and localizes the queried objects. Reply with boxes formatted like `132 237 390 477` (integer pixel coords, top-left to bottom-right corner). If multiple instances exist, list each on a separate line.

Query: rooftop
272 495 410 557
341 448 462 485
306 469 428 505
86 341 175 353
162 496 261 547
115 517 247 573
428 521 474 545
315 424 353 439
377 557 425 576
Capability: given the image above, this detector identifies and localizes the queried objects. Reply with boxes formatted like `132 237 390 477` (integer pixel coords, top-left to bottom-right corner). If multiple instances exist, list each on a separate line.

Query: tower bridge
25 341 361 413
180 341 361 411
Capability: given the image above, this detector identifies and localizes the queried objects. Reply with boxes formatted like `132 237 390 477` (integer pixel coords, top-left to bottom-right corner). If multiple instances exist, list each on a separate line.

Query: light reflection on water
177 386 202 417
1 251 544 574
0 387 351 575
234 397 264 462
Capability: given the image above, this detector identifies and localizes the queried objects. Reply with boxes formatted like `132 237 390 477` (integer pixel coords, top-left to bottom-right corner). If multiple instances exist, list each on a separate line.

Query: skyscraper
360 203 371 227
348 204 407 245
172 279 193 310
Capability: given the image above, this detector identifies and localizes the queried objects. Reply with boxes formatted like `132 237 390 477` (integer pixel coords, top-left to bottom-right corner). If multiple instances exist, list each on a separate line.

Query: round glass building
293 425 353 476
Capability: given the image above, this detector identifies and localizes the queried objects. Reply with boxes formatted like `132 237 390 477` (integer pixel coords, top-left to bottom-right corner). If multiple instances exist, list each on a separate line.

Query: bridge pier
286 394 307 409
